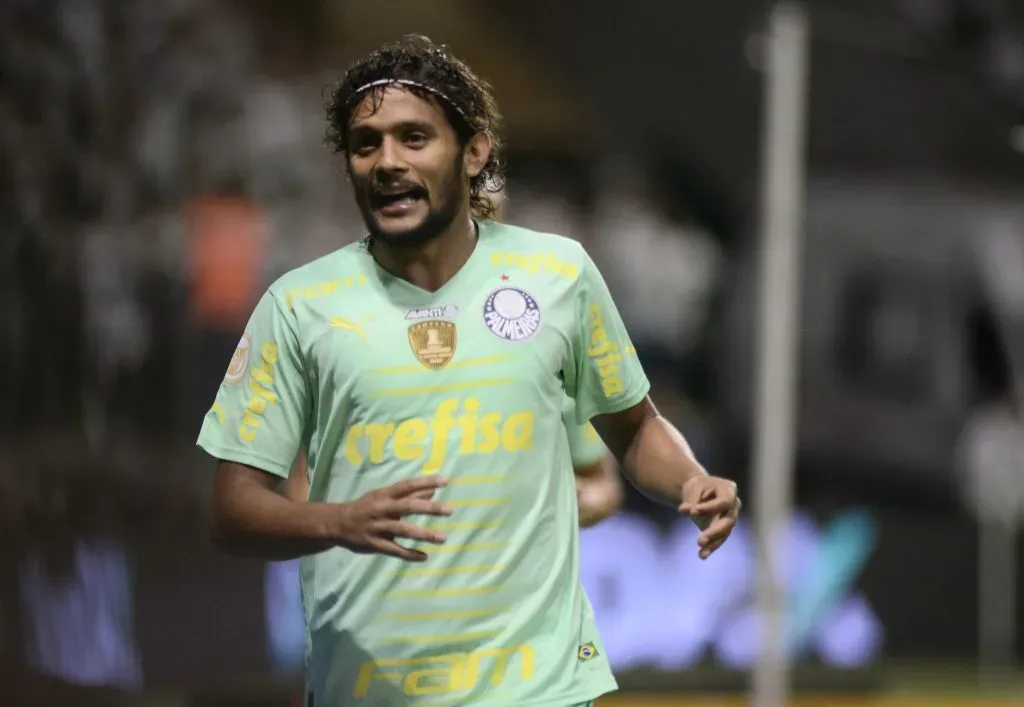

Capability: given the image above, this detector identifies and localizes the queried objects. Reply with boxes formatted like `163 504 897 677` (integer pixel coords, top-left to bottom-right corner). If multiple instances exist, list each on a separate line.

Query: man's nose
374 135 406 174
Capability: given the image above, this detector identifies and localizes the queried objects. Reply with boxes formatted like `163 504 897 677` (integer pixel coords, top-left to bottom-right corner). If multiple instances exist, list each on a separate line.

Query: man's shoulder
483 219 587 255
266 243 369 309
481 220 589 281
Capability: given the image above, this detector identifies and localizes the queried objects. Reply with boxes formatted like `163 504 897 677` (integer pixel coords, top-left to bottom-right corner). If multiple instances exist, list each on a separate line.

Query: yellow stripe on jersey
384 585 502 599
373 378 517 398
370 354 518 376
395 564 508 577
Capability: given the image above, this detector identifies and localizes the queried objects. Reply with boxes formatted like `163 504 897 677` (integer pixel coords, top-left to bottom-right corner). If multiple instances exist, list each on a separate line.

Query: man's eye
350 138 378 156
406 133 427 146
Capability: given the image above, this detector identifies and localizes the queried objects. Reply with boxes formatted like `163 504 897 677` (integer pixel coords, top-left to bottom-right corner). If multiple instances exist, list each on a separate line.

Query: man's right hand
212 461 453 562
332 476 453 561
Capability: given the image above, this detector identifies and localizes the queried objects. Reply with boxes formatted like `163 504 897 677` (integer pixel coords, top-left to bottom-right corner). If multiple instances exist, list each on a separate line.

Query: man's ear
463 132 492 179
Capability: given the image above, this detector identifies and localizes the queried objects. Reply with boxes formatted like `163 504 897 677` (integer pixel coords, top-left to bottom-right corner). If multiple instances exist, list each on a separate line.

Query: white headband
353 78 473 125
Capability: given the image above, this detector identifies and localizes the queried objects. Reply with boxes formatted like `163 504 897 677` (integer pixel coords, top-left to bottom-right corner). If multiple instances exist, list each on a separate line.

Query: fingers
408 487 440 501
699 510 737 543
678 488 712 514
371 538 430 562
387 476 448 498
698 536 727 560
679 494 735 517
381 521 447 545
696 514 738 559
681 479 741 559
395 497 454 517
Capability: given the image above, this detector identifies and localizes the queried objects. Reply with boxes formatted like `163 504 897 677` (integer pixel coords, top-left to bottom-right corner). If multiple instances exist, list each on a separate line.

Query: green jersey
197 220 649 706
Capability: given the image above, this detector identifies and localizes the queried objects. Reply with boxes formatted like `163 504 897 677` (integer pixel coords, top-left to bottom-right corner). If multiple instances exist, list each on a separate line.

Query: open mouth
371 187 427 214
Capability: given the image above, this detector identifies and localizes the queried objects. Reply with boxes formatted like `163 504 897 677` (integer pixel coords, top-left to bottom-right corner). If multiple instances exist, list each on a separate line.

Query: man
200 35 740 706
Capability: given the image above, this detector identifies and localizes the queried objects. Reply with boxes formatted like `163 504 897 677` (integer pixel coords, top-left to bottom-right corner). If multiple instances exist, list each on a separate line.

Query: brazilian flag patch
577 642 599 661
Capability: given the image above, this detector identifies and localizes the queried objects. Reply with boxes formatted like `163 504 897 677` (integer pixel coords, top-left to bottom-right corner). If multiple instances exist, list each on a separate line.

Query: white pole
978 509 1018 684
971 223 1024 685
751 4 810 707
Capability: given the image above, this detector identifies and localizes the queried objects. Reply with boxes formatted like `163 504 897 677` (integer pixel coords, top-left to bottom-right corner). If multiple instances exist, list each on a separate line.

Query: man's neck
373 216 478 293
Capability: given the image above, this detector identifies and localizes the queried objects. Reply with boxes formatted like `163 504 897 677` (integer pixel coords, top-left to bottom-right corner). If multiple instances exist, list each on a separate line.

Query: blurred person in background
200 34 739 706
590 155 723 366
186 195 270 427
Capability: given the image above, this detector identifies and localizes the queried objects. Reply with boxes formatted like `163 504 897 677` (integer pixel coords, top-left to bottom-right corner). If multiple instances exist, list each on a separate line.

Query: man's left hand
576 475 622 529
679 476 741 560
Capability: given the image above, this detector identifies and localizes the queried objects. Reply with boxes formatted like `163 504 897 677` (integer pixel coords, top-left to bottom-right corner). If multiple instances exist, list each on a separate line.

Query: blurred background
1 0 1023 705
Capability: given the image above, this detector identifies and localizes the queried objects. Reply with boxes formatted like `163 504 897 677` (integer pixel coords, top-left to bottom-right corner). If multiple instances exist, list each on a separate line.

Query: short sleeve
196 292 311 479
564 251 650 424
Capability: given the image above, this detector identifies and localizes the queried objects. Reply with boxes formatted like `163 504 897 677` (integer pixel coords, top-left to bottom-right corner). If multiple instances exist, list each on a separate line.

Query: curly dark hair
325 35 505 220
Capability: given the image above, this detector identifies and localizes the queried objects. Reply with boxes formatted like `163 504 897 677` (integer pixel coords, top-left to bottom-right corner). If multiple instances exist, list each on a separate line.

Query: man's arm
199 292 451 562
197 291 322 559
282 449 310 503
564 248 704 507
212 460 452 561
565 247 739 558
211 461 335 560
594 395 740 558
592 396 705 508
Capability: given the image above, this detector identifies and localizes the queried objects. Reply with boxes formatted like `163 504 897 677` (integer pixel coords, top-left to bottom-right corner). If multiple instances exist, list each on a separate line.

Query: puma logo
330 315 371 343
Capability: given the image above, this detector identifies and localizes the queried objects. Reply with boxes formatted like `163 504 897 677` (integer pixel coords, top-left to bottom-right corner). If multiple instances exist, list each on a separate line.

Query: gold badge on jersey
224 334 251 383
408 320 457 370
